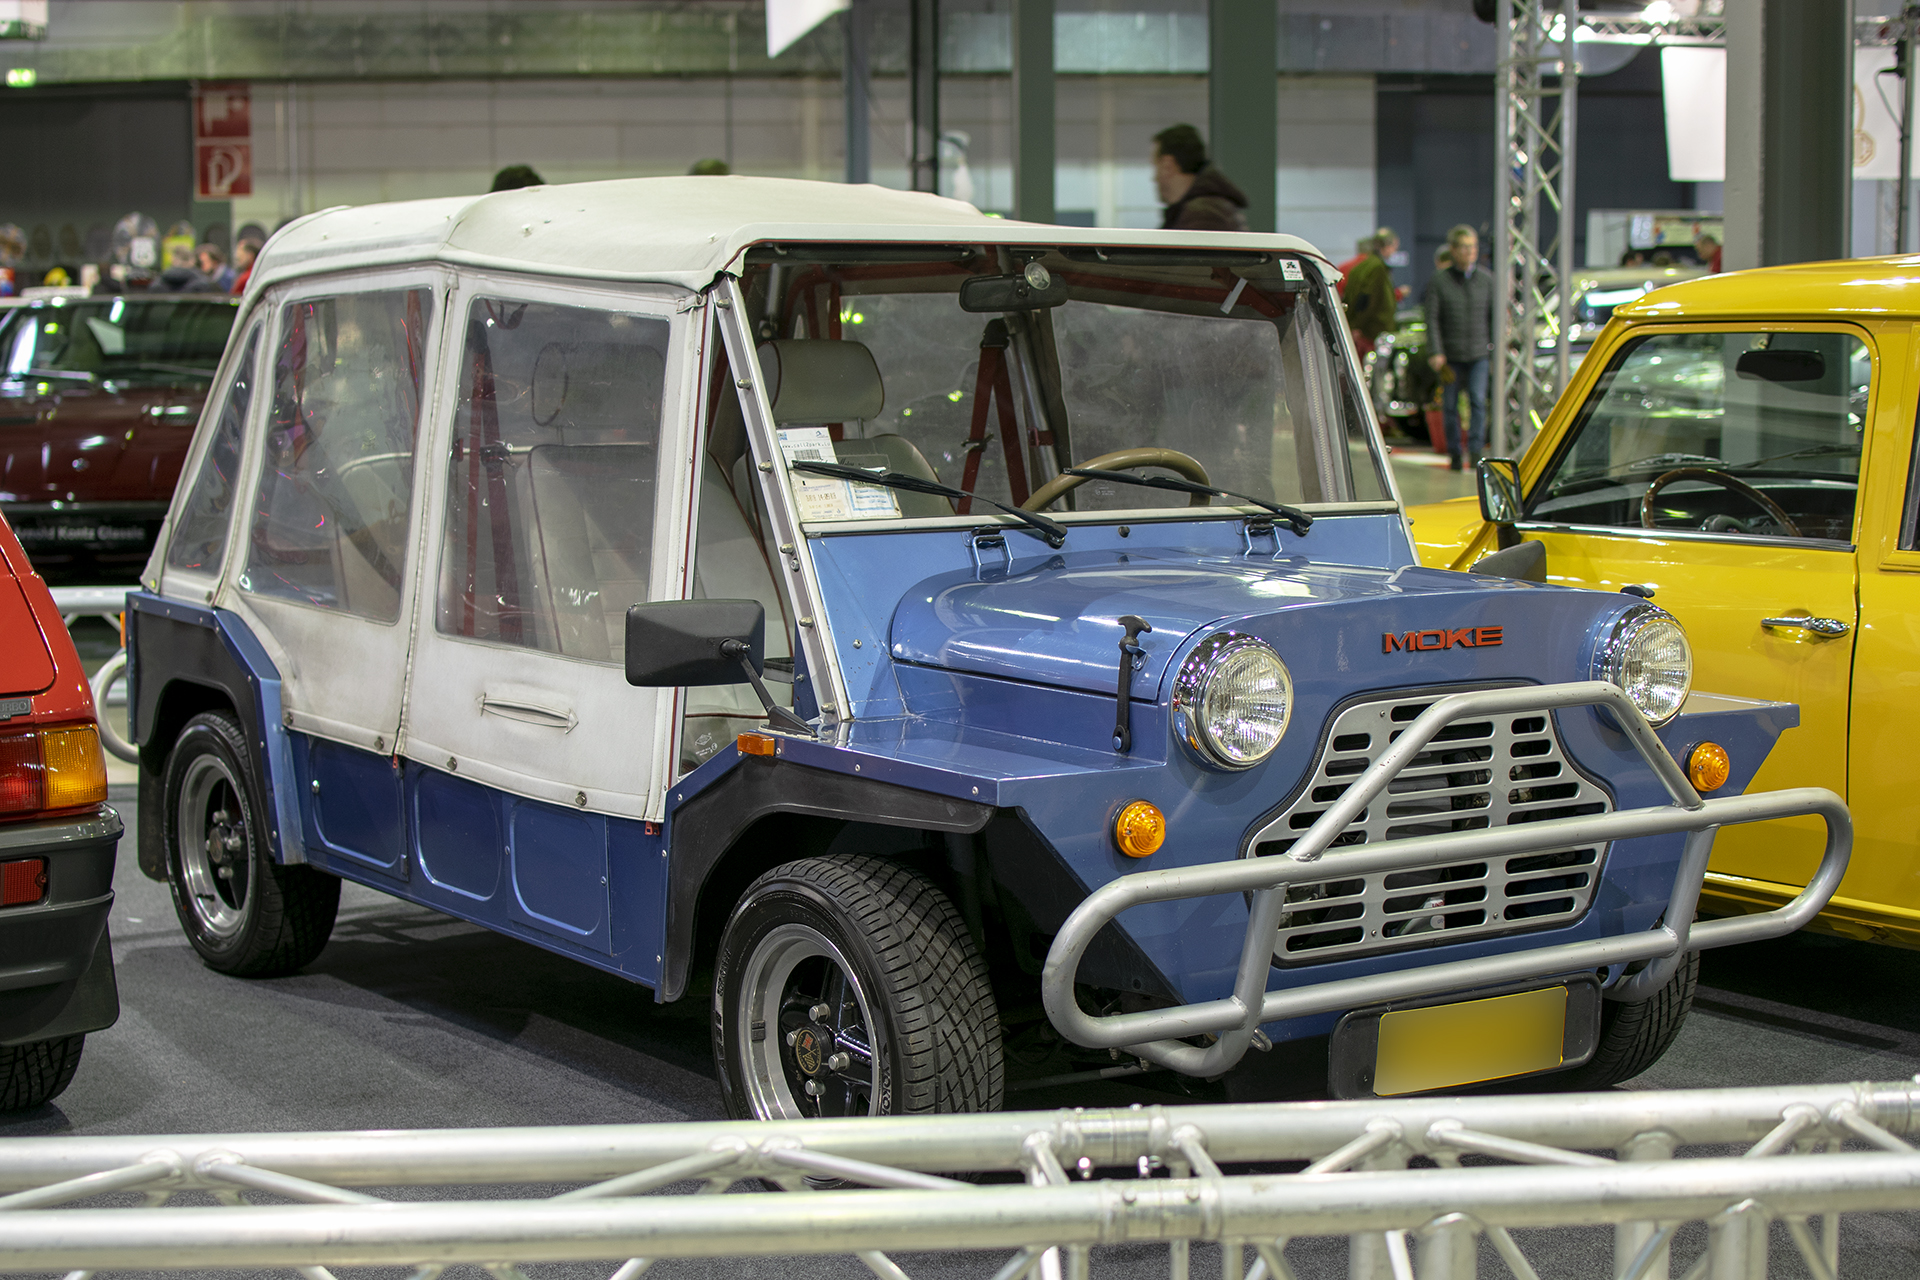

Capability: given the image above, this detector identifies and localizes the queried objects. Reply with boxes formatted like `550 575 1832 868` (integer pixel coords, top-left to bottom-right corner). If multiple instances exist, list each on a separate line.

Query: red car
0 508 118 1110
0 295 238 585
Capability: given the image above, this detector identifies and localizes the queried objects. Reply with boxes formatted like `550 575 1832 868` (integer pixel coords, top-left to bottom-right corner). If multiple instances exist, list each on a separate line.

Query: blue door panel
509 802 609 948
305 738 406 877
414 771 503 901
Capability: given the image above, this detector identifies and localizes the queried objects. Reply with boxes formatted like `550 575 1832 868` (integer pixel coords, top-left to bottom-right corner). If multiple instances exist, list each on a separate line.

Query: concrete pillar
909 0 940 193
1723 0 1851 270
1207 0 1278 233
843 0 871 185
1012 0 1055 224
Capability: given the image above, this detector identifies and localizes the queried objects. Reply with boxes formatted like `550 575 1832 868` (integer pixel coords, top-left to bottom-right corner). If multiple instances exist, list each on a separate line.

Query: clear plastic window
437 298 667 663
242 289 434 620
166 327 260 576
1532 330 1868 542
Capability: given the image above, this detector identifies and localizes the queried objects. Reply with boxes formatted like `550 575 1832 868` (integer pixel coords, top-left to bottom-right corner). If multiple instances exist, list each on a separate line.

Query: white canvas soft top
246 175 1335 296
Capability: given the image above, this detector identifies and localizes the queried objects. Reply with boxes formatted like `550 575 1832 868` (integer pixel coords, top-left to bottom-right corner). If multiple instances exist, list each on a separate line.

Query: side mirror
625 599 765 688
1476 456 1523 526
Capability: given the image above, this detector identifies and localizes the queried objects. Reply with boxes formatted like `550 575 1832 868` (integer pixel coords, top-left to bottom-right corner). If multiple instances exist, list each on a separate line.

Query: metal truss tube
1040 681 1847 1071
0 1082 1915 1192
6 1152 1920 1271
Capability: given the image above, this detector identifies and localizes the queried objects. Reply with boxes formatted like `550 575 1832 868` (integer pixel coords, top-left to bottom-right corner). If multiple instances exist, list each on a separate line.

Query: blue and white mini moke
124 177 1846 1118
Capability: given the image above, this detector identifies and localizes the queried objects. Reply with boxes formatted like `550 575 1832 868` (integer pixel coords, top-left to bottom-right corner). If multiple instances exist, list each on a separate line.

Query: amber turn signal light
1687 741 1731 793
1114 800 1166 858
736 732 778 757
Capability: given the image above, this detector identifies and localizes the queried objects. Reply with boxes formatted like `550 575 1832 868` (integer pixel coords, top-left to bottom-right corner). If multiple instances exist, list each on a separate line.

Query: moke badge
1383 626 1503 654
792 1027 823 1075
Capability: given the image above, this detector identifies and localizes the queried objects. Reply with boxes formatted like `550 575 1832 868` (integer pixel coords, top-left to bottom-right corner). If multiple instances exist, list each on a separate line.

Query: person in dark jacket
1422 224 1494 469
1151 124 1249 233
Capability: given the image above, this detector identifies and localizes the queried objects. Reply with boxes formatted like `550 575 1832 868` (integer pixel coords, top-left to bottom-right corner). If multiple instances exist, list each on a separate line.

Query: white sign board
766 0 850 58
1663 44 1920 182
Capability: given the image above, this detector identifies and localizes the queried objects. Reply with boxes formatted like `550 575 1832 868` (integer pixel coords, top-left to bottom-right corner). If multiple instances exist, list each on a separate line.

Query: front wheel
1557 951 1700 1089
163 711 340 977
713 855 1003 1120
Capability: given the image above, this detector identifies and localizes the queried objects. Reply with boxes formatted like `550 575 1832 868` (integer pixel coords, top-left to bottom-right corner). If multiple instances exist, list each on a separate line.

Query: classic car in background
0 295 238 584
1408 256 1914 949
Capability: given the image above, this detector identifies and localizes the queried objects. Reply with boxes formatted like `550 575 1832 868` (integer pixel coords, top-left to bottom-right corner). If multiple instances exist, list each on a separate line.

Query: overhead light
1642 1 1678 22
5 68 35 88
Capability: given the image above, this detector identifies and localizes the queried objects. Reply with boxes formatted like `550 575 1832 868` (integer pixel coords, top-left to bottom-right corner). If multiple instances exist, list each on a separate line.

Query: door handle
1761 616 1850 638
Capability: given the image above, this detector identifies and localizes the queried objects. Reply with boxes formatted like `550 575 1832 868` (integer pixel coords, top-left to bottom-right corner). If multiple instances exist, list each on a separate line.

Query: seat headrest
757 339 885 423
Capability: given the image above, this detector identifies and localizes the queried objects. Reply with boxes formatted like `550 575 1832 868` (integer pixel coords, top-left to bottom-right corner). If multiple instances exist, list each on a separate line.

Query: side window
242 288 433 621
166 326 261 576
437 298 666 663
1530 329 1868 543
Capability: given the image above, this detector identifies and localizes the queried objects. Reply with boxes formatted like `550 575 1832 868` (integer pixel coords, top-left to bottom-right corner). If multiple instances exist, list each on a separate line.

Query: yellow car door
1490 323 1873 904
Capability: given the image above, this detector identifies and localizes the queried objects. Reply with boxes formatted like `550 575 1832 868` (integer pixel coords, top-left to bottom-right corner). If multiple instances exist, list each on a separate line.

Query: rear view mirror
1735 349 1825 383
1477 456 1523 526
625 600 765 687
959 265 1068 312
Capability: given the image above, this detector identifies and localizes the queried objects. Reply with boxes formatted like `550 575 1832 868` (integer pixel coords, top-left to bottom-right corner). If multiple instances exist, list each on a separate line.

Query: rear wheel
713 855 1002 1120
163 711 339 977
1558 952 1700 1089
0 1034 84 1111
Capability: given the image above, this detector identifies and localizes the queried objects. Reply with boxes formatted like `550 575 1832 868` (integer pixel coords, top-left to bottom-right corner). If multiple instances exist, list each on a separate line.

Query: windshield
1 299 235 380
743 247 1388 527
1532 328 1868 542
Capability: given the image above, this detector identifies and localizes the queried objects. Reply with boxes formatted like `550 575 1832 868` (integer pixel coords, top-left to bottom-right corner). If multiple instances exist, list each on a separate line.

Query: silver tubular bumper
1040 682 1851 1078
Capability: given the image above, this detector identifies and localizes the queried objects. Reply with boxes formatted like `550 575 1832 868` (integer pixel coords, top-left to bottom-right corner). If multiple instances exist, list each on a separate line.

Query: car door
1516 323 1870 891
220 273 444 879
397 276 692 951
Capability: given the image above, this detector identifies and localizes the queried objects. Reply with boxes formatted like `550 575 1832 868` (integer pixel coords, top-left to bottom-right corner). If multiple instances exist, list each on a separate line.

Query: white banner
1663 44 1920 181
766 0 850 58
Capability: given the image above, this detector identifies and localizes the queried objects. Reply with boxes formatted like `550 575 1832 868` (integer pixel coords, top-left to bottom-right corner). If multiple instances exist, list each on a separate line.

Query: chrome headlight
1593 605 1692 727
1171 633 1293 770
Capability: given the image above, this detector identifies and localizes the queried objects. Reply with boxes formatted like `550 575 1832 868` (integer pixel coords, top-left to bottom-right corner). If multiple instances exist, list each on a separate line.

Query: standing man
1151 125 1249 232
1343 228 1399 354
1422 224 1494 470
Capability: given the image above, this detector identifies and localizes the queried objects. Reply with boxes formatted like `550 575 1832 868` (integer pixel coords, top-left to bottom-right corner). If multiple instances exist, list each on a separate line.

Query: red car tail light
0 725 108 817
0 857 47 906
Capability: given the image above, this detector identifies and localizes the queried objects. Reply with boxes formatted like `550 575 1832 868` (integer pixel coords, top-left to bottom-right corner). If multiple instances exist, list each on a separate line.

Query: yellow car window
1531 330 1866 543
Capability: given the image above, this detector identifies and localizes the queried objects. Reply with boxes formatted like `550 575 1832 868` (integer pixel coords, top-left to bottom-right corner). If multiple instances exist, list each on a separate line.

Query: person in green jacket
1343 228 1399 355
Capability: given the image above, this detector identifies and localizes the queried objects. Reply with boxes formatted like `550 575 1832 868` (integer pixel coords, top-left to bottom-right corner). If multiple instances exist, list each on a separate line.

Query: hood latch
1113 614 1153 753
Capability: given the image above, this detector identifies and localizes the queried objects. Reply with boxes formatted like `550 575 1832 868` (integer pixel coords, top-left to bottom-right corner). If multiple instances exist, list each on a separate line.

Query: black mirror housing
1477 456 1523 526
959 270 1068 312
1735 348 1826 383
625 599 765 687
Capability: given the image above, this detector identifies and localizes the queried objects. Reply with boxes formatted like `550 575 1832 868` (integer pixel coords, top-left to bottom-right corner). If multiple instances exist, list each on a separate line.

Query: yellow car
1410 256 1912 946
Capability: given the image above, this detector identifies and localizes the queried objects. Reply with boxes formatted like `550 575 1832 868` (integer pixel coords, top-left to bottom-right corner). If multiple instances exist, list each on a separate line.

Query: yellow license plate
1374 986 1567 1096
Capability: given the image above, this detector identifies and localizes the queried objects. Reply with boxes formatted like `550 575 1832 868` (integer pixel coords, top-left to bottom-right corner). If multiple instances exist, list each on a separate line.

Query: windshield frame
734 244 1397 538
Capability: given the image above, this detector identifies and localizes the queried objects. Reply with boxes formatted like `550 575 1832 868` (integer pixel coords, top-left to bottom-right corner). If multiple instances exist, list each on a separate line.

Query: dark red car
0 295 238 584
0 506 118 1110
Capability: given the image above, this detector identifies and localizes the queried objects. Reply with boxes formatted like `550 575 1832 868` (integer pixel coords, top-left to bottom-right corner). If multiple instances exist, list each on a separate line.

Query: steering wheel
1021 447 1212 512
1640 467 1802 539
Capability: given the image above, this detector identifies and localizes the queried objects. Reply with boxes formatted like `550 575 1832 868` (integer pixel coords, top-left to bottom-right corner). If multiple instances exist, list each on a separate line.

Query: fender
662 754 993 1000
126 593 306 879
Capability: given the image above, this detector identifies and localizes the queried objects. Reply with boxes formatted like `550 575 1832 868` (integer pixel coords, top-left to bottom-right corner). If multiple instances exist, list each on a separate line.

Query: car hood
889 549 1527 697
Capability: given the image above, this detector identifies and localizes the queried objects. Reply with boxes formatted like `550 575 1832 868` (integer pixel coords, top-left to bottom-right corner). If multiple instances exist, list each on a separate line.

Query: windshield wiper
1551 451 1727 492
1061 467 1313 535
789 460 1068 548
18 368 95 383
1727 443 1860 470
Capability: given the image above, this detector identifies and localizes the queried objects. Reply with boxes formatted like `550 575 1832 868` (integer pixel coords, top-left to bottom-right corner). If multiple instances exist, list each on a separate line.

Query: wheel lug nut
804 1080 823 1097
809 1003 830 1021
785 1029 800 1047
827 1052 849 1071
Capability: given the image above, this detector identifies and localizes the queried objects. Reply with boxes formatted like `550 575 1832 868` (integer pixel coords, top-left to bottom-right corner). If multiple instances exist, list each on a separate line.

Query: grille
1244 692 1613 965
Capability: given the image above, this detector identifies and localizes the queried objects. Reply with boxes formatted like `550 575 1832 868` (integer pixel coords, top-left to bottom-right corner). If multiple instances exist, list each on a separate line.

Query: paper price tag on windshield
777 428 900 522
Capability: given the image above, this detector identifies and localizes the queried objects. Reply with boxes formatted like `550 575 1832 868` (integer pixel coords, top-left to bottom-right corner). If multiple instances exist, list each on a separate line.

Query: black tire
0 1034 84 1111
713 855 1003 1120
163 711 339 977
1557 951 1700 1089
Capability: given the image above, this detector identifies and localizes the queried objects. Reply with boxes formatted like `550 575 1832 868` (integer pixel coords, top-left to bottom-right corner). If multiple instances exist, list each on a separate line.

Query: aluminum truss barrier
1492 0 1577 459
48 584 138 763
3 1080 1920 1278
1043 682 1849 1077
